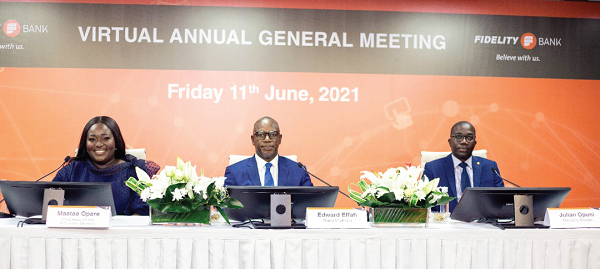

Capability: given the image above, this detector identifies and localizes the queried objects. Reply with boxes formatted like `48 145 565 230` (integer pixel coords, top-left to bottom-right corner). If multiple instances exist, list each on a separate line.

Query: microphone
297 162 352 200
491 167 521 187
34 155 71 182
0 155 71 218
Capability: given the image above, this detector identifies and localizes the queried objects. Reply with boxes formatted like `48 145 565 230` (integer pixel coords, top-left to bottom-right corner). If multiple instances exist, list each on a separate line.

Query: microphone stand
492 167 521 187
297 162 352 200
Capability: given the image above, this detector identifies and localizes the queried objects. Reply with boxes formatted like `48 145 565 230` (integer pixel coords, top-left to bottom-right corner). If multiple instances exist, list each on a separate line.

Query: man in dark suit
224 116 313 186
423 121 503 212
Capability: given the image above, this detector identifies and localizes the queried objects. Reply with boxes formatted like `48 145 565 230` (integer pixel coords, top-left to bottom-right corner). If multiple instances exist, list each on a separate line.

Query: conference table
1 216 598 269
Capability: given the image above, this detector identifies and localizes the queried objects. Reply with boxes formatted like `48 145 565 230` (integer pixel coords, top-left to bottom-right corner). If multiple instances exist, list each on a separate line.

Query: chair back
125 149 146 160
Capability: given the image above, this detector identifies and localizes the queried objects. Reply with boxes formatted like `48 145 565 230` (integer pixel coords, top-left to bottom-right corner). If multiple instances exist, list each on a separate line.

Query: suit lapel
278 157 290 186
247 157 262 186
472 156 482 187
443 155 458 198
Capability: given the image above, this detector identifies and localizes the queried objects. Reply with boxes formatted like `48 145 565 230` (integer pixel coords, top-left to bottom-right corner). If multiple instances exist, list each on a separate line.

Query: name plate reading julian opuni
46 206 111 228
305 207 369 228
543 208 600 228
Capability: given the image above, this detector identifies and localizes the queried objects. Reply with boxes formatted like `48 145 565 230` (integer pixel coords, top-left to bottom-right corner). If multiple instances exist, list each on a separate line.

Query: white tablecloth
0 216 598 269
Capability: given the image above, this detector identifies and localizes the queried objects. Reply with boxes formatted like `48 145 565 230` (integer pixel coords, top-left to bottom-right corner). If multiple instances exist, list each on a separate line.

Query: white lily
422 177 439 195
213 176 226 189
194 176 215 200
135 167 151 183
359 171 380 184
381 167 399 181
351 164 449 209
125 157 240 222
173 169 185 182
176 157 186 171
161 166 177 178
429 193 442 203
415 190 426 200
361 186 377 198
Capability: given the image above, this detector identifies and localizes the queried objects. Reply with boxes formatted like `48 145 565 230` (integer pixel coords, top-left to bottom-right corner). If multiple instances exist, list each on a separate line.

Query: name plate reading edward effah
46 206 111 228
305 207 369 228
543 207 600 228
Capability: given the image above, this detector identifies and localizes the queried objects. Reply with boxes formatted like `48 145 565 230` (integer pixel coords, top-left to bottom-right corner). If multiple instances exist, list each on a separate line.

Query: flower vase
150 207 211 226
371 207 429 227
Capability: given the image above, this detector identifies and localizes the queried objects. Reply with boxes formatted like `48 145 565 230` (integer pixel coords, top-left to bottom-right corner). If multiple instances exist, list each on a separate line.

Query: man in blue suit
224 116 313 186
423 121 503 212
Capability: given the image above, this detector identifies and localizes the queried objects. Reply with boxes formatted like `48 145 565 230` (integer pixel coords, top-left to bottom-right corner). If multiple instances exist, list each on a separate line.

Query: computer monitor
0 181 117 217
451 187 571 223
224 186 339 222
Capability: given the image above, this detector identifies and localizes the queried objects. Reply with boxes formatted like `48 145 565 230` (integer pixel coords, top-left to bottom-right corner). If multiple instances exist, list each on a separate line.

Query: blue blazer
224 156 313 186
423 154 504 212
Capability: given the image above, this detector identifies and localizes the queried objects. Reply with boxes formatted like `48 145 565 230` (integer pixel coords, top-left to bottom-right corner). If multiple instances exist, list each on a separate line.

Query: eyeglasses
254 131 280 140
451 134 475 143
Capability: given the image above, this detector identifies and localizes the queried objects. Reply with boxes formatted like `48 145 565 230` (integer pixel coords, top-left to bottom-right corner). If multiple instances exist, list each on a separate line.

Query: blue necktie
459 162 470 192
264 163 274 186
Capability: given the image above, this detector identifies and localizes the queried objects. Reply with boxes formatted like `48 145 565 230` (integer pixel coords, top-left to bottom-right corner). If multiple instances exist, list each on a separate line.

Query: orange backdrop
1 67 599 207
0 0 599 208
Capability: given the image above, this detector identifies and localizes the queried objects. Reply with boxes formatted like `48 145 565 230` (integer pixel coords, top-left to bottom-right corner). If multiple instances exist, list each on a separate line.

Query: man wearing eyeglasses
224 116 313 186
423 121 504 212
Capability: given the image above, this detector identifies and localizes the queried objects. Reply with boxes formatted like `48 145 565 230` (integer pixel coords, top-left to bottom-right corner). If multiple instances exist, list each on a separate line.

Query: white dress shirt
255 154 279 186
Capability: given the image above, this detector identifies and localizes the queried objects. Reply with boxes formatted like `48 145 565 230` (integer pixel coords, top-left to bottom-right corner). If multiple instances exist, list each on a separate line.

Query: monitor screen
451 187 571 223
0 181 117 217
224 186 339 222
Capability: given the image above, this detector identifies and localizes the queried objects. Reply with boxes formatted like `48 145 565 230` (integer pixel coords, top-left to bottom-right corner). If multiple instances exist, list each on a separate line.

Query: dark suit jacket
224 156 313 186
423 154 504 212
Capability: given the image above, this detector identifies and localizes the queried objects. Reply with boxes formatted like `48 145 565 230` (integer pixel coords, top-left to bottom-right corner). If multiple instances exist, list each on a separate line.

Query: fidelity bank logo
474 32 560 50
3 20 21 37
521 33 536 50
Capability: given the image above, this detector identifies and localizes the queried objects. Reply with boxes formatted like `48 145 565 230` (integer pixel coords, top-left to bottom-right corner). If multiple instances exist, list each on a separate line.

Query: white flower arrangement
126 157 242 224
349 165 454 208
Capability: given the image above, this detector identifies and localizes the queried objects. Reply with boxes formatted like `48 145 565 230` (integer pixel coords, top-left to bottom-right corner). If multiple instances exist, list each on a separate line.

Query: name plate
305 207 369 229
543 208 600 228
46 206 111 228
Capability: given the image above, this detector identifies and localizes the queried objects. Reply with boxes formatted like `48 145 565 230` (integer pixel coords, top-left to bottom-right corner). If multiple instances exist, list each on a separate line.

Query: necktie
459 162 470 192
264 163 274 186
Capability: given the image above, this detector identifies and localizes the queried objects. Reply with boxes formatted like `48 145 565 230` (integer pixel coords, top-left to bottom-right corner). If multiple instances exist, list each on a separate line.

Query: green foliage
126 177 244 224
125 177 146 195
349 179 455 209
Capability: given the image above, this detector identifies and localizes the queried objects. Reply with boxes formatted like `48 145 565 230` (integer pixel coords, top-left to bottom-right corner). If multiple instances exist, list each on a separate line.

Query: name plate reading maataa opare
305 207 369 228
543 208 600 228
46 206 111 228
